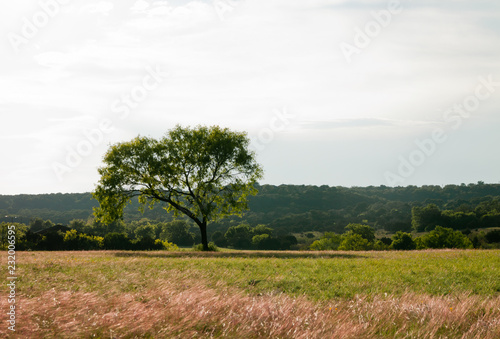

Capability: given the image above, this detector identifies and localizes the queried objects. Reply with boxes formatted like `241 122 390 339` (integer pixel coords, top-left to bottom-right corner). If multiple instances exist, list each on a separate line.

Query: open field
2 250 500 338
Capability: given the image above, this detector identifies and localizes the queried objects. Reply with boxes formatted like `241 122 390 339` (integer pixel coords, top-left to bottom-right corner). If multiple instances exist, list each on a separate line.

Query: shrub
391 231 416 250
309 233 342 250
485 229 500 243
159 220 196 246
415 226 473 249
338 232 371 251
225 224 252 249
37 231 65 250
63 230 103 250
344 223 375 242
132 236 164 250
379 237 393 246
155 239 178 251
373 240 390 251
103 232 131 250
193 242 218 251
211 231 227 247
278 235 298 250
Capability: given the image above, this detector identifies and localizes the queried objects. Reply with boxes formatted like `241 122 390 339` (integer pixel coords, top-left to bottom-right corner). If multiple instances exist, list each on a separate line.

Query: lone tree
93 125 263 251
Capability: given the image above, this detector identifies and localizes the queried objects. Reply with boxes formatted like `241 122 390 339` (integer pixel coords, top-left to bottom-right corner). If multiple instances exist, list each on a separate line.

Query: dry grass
1 250 500 338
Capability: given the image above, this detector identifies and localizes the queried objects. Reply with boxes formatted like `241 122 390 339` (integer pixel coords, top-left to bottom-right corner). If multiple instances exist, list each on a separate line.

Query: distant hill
2 182 500 234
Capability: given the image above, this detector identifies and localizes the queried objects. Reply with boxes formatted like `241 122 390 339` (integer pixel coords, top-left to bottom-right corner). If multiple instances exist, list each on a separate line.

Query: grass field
2 250 500 338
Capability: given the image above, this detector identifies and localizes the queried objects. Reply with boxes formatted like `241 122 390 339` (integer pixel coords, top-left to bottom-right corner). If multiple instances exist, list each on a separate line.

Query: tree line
0 218 299 251
2 182 500 237
307 224 499 251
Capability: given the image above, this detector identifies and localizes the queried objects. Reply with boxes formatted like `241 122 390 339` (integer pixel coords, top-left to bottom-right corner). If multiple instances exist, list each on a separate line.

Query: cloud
0 0 499 193
80 2 115 16
130 0 150 12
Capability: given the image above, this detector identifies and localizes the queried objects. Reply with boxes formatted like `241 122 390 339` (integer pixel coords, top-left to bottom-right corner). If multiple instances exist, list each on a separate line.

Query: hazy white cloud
0 0 499 194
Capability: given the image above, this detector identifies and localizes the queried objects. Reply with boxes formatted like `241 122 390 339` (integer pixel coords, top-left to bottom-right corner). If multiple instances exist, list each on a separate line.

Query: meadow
2 250 500 338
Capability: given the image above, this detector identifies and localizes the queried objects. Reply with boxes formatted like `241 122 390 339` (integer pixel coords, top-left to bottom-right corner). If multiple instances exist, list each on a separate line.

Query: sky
1 0 500 195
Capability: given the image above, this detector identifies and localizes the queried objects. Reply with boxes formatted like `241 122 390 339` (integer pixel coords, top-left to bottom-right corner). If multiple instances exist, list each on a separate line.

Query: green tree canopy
411 204 442 232
415 226 473 249
344 223 375 242
225 223 253 249
133 223 155 241
93 125 263 250
159 220 195 246
391 231 416 250
338 232 371 251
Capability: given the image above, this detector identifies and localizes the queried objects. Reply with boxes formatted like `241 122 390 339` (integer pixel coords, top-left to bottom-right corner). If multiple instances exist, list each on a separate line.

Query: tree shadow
113 250 363 259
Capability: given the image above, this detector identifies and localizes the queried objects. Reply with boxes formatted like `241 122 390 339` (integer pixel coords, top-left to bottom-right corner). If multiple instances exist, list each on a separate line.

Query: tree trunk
199 221 209 251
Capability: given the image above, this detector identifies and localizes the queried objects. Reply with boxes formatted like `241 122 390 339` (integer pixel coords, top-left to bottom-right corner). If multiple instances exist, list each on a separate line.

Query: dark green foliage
211 231 227 247
279 235 298 249
68 219 90 233
159 220 196 246
225 224 253 249
468 231 488 249
379 237 392 246
63 230 103 250
3 182 500 240
30 217 55 233
338 233 371 251
485 230 500 243
344 223 375 242
224 223 297 250
134 223 156 241
391 231 416 250
415 226 473 249
412 204 442 232
103 233 131 250
131 236 164 250
441 211 479 230
309 232 342 250
193 242 218 251
480 213 500 228
37 231 66 250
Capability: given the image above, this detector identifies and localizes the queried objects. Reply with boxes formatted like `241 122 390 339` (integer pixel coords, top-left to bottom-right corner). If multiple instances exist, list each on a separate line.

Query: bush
193 242 219 251
131 236 164 250
211 231 227 247
344 224 375 242
485 229 500 243
373 240 390 251
309 232 342 250
391 231 416 250
63 230 103 250
159 220 196 246
155 239 178 251
415 226 473 249
134 224 156 241
379 237 393 246
338 232 371 251
104 233 131 250
278 235 298 250
468 231 488 249
225 224 252 249
37 231 65 250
